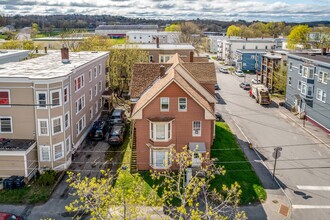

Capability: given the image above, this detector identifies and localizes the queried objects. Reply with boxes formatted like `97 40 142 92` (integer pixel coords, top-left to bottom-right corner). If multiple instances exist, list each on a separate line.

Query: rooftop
263 53 282 59
0 50 30 58
96 25 158 31
0 51 109 79
289 53 330 66
236 49 268 53
126 31 179 35
113 44 194 50
0 139 35 151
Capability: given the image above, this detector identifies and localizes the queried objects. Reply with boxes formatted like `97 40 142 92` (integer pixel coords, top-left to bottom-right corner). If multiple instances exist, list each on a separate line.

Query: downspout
61 79 67 168
48 83 54 169
32 82 40 173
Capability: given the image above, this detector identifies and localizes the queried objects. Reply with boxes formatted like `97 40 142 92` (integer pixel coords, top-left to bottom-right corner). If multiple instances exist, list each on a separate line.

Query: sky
0 0 330 22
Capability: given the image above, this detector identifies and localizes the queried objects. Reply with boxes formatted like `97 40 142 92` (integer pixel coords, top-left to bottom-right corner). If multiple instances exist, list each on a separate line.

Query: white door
192 153 201 167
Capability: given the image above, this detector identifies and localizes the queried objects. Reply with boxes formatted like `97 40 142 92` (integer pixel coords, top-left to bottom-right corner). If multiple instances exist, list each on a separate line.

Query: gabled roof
131 53 216 120
181 63 216 84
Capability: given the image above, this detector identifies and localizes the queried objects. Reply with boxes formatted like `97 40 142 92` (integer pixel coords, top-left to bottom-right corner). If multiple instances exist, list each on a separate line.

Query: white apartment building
0 49 109 179
126 31 180 44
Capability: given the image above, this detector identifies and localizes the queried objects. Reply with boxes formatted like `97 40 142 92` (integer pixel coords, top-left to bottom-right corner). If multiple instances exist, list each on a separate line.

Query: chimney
61 47 69 63
321 48 327 56
190 51 194 62
44 47 47 54
156 37 159 48
160 65 165 77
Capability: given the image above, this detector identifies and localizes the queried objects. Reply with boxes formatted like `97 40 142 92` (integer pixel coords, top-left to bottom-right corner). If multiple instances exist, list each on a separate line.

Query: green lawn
0 34 7 39
211 122 266 204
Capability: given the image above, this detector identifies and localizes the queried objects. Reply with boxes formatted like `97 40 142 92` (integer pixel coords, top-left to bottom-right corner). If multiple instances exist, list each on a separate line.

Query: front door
192 152 201 167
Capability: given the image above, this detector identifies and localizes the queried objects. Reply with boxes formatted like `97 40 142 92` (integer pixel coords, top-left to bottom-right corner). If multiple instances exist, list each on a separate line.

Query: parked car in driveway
0 212 20 220
235 69 245 77
109 109 126 125
240 82 251 90
219 67 229 74
214 83 220 90
108 124 126 146
89 120 108 141
251 79 261 84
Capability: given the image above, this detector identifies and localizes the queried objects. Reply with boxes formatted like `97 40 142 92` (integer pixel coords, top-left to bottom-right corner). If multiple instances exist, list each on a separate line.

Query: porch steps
130 128 138 173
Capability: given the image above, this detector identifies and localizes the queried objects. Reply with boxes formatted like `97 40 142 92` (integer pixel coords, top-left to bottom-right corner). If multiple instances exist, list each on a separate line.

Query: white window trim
50 89 62 109
149 147 172 169
76 114 86 136
52 116 63 135
299 64 302 75
297 81 302 91
178 97 187 112
0 116 13 133
40 145 51 162
66 135 71 156
38 119 49 136
99 64 102 75
95 84 98 96
319 71 328 84
99 81 102 92
160 97 169 112
192 121 202 137
316 88 326 103
74 74 85 92
89 70 92 82
149 121 172 142
0 89 11 107
63 85 69 104
94 67 97 78
53 142 64 161
90 106 93 120
302 66 308 78
89 88 93 101
36 91 47 109
75 95 85 115
95 101 98 114
300 82 307 95
64 111 70 130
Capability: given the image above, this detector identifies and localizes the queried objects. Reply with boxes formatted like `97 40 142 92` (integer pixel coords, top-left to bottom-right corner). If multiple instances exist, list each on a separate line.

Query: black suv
89 120 108 141
108 124 126 146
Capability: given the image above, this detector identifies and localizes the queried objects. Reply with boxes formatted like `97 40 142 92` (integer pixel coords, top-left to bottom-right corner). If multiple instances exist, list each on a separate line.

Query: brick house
130 54 217 170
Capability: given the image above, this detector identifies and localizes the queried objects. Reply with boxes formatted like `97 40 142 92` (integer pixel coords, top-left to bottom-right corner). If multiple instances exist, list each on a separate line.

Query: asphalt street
214 60 330 220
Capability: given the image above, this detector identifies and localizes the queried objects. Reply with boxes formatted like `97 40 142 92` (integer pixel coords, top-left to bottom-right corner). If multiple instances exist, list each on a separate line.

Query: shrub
37 170 57 186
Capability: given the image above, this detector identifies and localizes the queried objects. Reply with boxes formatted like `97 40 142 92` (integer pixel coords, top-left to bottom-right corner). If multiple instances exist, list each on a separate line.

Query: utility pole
272 147 282 179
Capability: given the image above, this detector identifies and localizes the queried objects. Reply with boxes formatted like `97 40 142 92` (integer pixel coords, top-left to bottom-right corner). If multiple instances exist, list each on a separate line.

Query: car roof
111 125 124 135
112 109 124 116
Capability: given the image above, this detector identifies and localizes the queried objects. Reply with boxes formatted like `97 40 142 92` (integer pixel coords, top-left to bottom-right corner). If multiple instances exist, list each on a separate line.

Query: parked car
240 82 251 90
108 124 126 146
251 79 261 84
109 109 126 125
89 120 108 140
0 212 20 220
219 67 229 74
214 83 220 90
235 70 245 77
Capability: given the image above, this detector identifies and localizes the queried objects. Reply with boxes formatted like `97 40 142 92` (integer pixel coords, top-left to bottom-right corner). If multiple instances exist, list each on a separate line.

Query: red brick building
130 54 217 171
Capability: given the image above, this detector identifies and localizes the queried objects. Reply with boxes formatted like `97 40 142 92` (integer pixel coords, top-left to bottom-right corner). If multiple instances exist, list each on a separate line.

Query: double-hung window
300 83 307 95
178 97 187 111
50 89 61 108
302 66 308 78
89 70 92 82
160 97 169 111
297 81 302 90
53 142 64 161
38 119 49 136
150 122 172 141
40 146 50 161
316 88 326 103
74 74 84 92
0 117 12 133
89 89 92 101
64 112 70 130
150 148 171 169
36 91 47 109
65 136 71 155
94 67 97 78
0 90 10 106
75 95 85 114
99 81 102 92
308 68 314 79
192 121 201 137
95 84 98 96
52 116 62 135
99 64 102 75
76 115 86 136
63 86 69 104
319 71 328 84
299 65 302 75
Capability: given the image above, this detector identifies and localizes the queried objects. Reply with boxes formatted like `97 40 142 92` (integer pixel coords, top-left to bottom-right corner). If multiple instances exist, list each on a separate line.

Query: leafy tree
76 35 118 51
151 147 246 220
309 26 330 48
226 25 241 37
165 24 181 32
1 40 34 50
240 25 254 38
31 23 38 38
273 64 287 94
108 46 148 97
178 22 203 53
66 170 161 219
249 22 268 37
287 25 310 49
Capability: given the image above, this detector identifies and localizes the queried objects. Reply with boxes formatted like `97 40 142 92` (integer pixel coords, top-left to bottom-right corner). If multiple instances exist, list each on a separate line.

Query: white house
127 31 180 44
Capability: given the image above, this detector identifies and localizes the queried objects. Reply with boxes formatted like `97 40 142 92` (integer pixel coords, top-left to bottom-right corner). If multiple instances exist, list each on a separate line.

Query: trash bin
14 176 25 188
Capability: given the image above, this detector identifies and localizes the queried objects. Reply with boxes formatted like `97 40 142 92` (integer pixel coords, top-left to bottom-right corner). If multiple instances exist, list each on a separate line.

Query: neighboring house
261 50 288 92
0 48 109 179
130 54 217 171
113 42 195 63
217 37 276 65
235 49 267 73
126 31 180 44
95 25 158 38
208 36 224 54
0 50 30 65
285 51 330 133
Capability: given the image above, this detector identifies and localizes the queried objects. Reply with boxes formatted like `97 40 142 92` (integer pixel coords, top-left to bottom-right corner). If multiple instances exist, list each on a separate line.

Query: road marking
297 185 330 191
292 205 330 209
